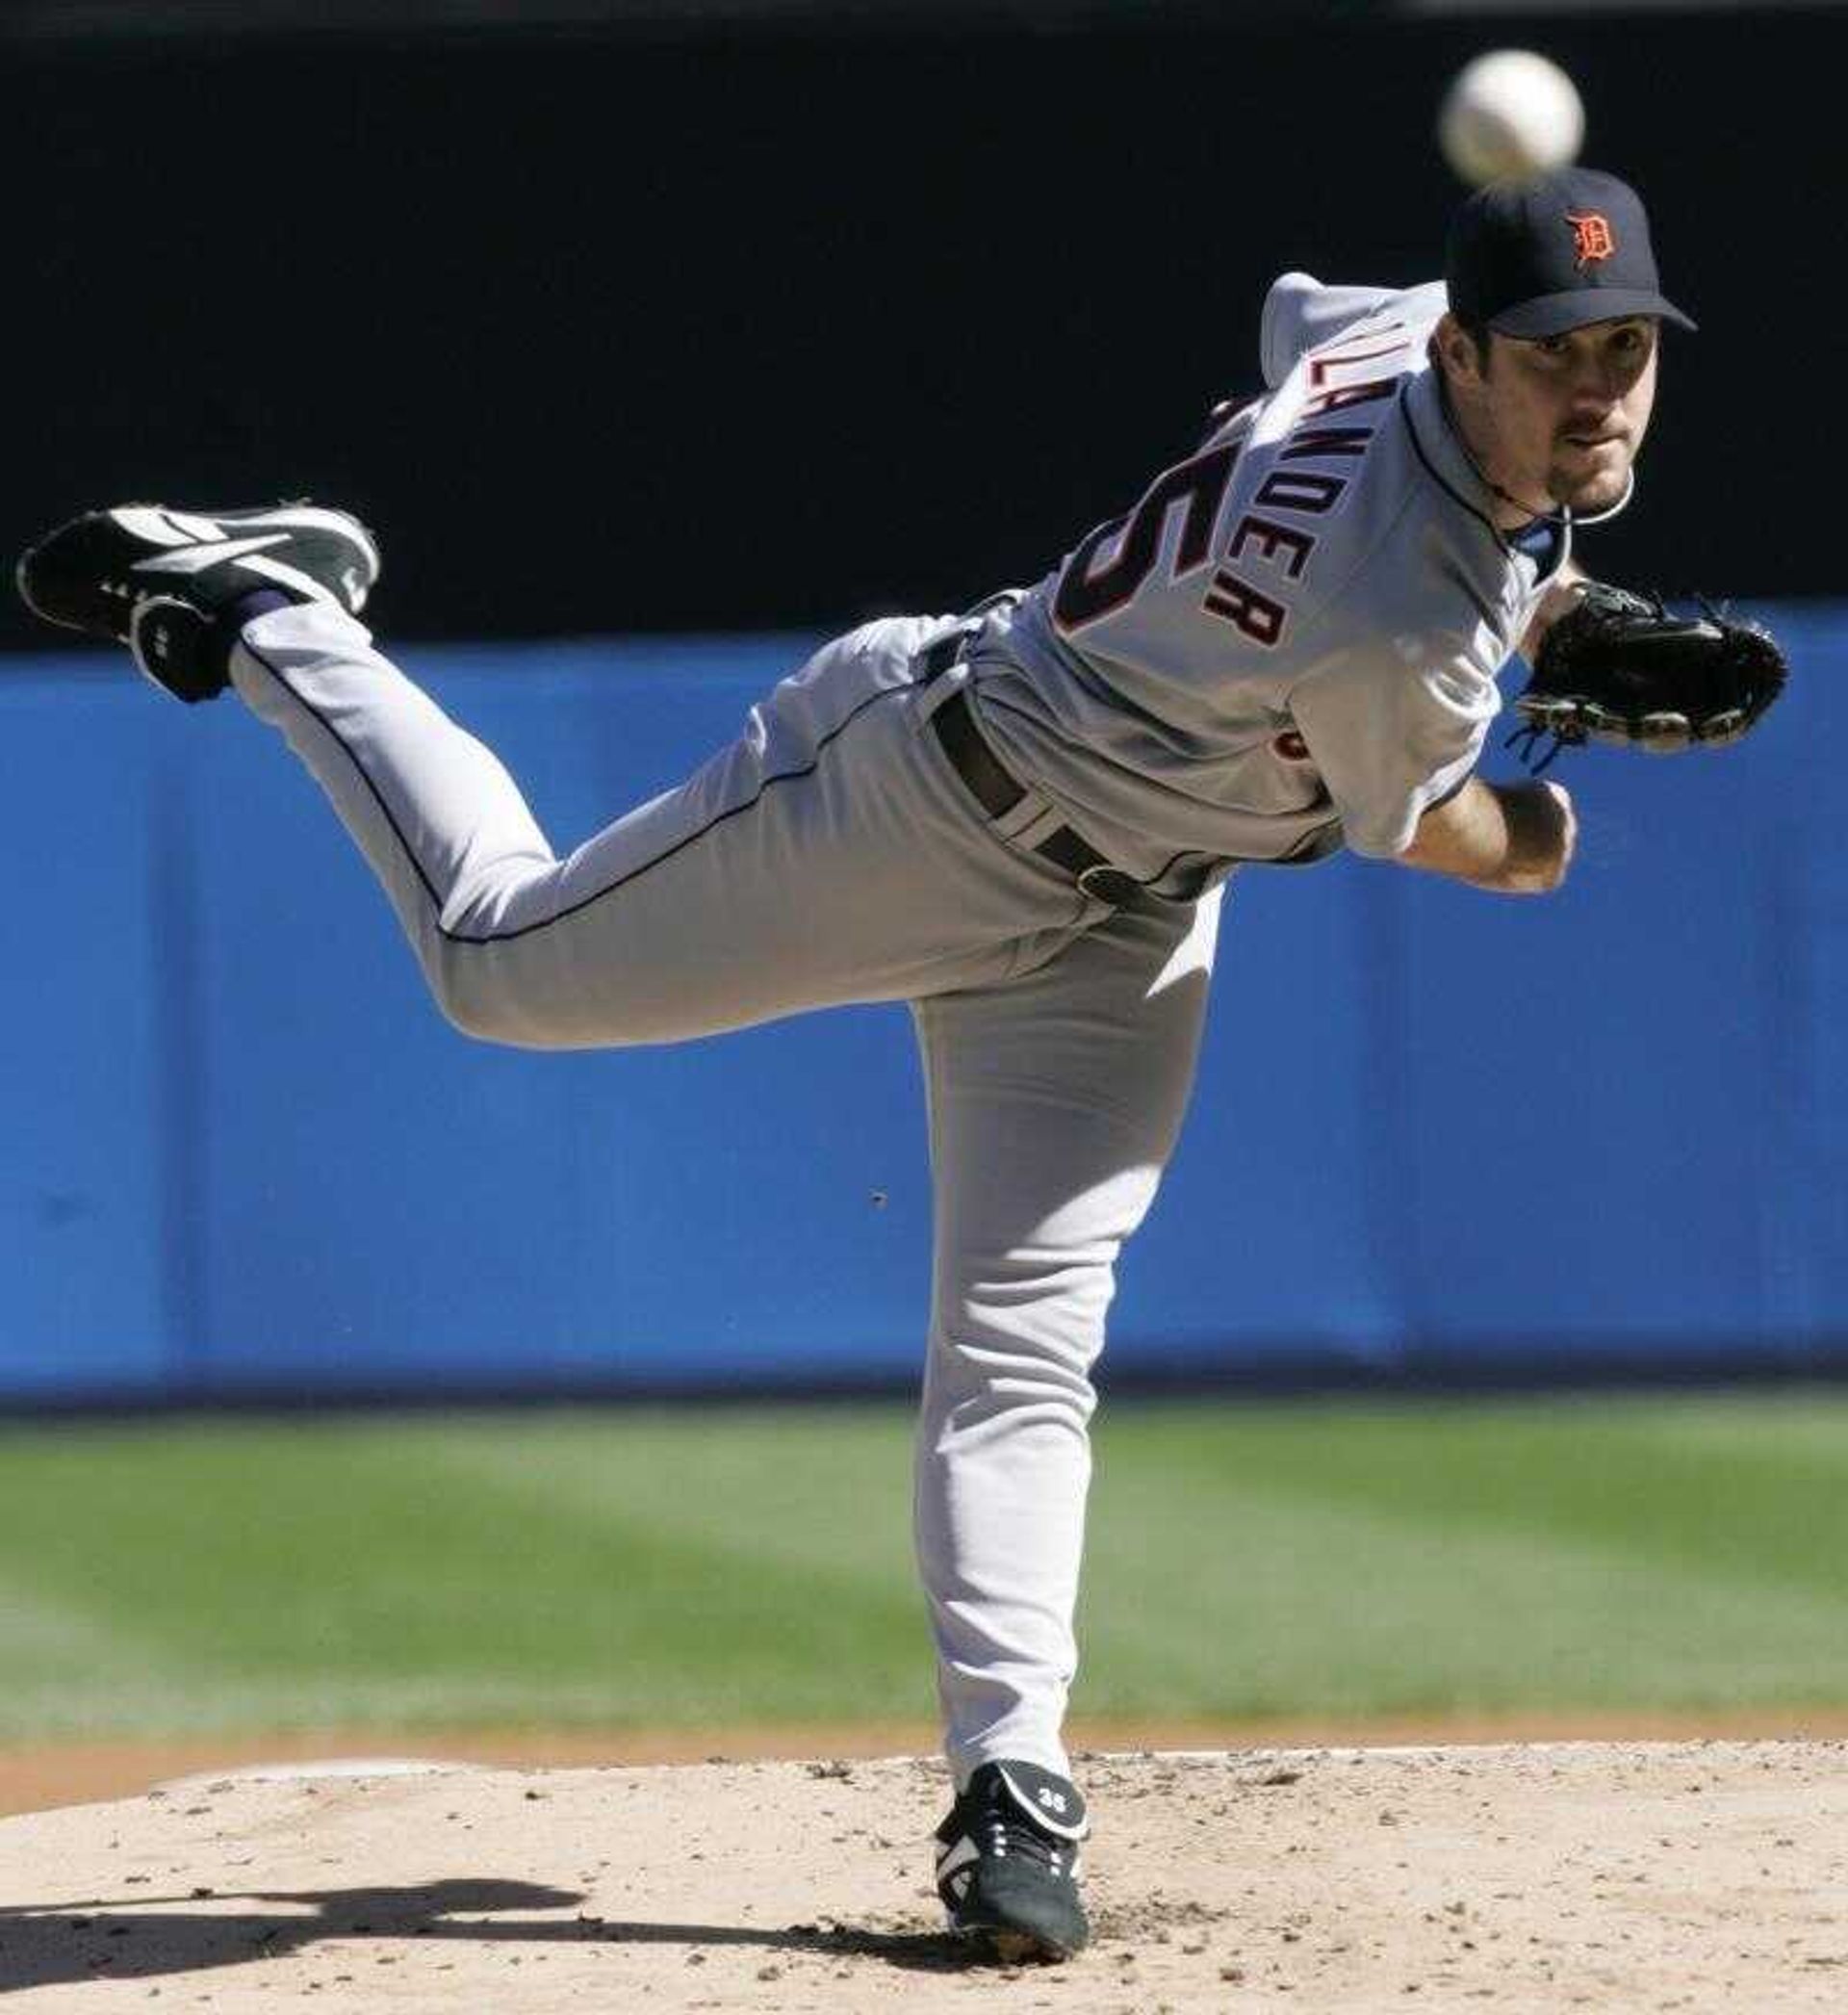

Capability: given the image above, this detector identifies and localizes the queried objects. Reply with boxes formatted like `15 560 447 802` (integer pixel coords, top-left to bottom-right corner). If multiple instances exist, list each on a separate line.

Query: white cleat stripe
120 505 377 581
134 533 293 577
111 506 198 547
160 508 232 542
234 552 340 604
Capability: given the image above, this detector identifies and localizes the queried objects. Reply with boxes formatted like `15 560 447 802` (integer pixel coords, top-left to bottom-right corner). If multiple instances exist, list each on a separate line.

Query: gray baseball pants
229 600 1221 1786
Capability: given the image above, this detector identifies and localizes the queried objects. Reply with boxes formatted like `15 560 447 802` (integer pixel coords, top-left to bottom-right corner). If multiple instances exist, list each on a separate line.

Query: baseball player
17 167 1691 1963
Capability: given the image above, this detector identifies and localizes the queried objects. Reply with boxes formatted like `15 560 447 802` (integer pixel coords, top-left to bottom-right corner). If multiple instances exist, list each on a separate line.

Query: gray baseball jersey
212 271 1565 1800
966 275 1571 889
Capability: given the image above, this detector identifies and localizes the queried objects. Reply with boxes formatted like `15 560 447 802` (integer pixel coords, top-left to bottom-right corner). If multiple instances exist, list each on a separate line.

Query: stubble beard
1548 448 1631 515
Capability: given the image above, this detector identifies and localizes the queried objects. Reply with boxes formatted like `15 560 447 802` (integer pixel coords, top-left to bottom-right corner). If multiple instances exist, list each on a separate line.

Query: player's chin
1550 450 1631 514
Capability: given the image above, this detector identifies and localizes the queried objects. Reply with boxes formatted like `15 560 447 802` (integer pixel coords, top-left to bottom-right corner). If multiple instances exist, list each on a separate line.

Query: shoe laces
980 1803 1067 1877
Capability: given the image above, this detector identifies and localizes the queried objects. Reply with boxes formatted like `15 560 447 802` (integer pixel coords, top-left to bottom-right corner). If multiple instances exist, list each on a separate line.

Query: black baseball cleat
934 1760 1091 1962
15 502 380 704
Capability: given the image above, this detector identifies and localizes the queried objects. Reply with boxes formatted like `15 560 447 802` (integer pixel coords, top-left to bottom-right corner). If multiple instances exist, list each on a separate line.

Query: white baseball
1438 50 1585 188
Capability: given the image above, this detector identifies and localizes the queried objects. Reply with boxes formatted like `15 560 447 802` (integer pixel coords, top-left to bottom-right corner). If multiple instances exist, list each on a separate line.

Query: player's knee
933 1276 1115 1394
425 943 663 1049
428 977 533 1046
425 948 569 1048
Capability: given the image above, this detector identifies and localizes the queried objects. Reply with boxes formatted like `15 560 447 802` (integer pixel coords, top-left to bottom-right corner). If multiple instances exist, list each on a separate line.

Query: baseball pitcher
16 168 1778 1963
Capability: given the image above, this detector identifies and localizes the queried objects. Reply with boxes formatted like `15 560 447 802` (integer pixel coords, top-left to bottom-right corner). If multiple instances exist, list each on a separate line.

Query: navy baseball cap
1446 167 1697 338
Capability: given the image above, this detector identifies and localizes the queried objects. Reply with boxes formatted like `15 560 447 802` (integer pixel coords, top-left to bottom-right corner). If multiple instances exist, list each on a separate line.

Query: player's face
1483 318 1659 515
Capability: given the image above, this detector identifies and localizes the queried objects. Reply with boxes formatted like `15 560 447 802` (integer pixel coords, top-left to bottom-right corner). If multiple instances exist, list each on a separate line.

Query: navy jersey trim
1398 380 1511 552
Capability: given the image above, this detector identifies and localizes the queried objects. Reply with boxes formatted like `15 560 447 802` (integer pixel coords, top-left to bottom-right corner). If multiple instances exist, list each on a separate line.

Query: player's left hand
1508 581 1788 770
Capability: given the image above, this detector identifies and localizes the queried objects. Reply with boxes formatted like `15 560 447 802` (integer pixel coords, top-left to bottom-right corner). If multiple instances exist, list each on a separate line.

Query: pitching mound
0 1744 1842 2010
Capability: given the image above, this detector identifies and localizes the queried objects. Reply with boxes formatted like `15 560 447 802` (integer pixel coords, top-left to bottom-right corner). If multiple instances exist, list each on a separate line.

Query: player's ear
1432 313 1486 390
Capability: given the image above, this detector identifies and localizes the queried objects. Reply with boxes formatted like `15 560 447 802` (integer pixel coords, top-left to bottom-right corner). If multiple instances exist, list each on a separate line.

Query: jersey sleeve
1287 641 1502 859
1259 274 1450 389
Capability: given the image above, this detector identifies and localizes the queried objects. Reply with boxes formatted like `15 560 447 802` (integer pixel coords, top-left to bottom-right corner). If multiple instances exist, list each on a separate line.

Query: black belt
916 629 1142 907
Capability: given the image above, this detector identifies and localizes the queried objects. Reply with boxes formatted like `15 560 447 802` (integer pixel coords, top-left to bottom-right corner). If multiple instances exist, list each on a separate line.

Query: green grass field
0 1392 1844 1740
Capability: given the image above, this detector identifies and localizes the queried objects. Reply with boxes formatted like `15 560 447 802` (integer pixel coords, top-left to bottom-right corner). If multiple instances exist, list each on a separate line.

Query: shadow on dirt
0 1875 987 1990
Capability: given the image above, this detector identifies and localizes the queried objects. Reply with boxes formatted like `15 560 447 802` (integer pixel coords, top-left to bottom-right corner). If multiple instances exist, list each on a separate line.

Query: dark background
1 7 1829 646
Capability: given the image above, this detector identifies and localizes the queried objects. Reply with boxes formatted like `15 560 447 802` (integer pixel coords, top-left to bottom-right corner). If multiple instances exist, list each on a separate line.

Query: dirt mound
0 1743 1842 2010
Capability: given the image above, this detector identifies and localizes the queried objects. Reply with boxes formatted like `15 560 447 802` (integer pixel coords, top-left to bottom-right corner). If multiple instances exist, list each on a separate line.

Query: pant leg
228 601 1090 1046
911 885 1222 1787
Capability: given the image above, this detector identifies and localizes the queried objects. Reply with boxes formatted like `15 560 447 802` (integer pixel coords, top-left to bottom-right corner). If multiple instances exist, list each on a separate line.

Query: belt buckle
1075 863 1142 907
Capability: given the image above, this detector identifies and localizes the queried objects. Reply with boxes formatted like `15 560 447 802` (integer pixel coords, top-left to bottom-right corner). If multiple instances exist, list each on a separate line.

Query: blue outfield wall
1 612 1843 1404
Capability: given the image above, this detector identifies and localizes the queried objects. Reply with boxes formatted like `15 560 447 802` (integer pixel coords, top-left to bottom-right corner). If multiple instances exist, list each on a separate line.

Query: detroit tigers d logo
1565 211 1615 269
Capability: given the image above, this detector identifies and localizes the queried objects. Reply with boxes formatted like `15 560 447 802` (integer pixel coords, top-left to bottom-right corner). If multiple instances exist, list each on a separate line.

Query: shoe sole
951 1920 1082 1964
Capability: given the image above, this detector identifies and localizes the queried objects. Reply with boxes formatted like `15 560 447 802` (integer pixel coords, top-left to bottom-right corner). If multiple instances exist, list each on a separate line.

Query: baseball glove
1508 582 1787 771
